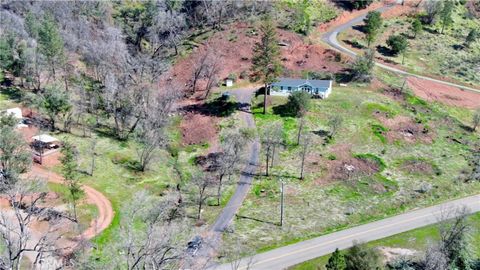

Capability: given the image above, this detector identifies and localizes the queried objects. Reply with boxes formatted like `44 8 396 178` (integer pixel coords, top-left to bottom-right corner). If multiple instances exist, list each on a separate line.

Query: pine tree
38 13 65 79
364 11 383 47
60 141 83 221
440 0 454 34
411 18 422 38
326 248 347 270
251 15 282 114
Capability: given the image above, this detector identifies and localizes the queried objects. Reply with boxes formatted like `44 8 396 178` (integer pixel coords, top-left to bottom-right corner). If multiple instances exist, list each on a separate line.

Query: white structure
225 78 234 87
32 134 60 145
5 107 22 119
269 78 333 98
3 107 27 128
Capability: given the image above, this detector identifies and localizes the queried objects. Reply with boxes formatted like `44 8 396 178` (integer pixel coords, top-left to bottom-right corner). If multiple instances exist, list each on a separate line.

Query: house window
280 86 283 90
288 86 291 91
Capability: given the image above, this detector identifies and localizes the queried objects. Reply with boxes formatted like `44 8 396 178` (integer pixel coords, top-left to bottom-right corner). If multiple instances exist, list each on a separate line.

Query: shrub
286 91 311 117
386 34 408 56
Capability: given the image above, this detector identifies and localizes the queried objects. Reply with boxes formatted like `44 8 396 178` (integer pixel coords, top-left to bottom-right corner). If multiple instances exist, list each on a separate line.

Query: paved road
214 194 480 270
210 88 260 232
321 4 480 94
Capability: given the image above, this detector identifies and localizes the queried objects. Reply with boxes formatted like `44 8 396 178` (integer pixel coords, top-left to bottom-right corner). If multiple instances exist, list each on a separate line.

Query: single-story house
269 78 333 98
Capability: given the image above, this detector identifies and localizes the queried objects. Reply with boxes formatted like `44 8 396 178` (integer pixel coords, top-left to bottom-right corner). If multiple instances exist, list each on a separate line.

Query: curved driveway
322 4 480 94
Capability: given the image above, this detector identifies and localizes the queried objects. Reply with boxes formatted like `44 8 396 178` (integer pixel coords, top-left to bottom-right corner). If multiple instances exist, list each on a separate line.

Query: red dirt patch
377 114 433 144
329 156 380 182
164 22 344 94
180 112 218 146
407 77 480 109
400 159 436 175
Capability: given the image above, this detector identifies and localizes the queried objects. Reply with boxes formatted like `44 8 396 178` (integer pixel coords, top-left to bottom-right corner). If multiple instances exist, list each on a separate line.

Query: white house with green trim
269 78 333 98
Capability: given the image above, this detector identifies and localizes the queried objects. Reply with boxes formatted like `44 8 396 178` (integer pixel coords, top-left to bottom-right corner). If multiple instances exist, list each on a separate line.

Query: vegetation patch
398 157 442 176
371 123 389 144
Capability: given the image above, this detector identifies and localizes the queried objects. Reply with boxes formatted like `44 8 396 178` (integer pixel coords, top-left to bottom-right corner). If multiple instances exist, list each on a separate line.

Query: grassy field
291 212 480 270
337 4 480 85
222 80 480 256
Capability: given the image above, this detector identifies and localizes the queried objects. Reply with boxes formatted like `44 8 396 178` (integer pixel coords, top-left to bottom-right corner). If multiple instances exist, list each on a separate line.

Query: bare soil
377 114 434 144
180 112 218 146
400 159 436 175
407 77 480 109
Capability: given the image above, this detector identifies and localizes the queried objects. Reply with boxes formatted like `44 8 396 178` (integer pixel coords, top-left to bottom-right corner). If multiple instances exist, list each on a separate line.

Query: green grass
223 83 480 257
291 212 480 269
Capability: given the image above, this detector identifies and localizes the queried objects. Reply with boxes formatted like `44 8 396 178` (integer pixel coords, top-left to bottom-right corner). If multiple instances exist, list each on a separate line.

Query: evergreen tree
439 0 454 34
411 18 423 38
60 141 83 221
465 29 478 48
345 243 383 270
364 11 383 47
40 84 72 131
38 13 65 79
251 15 282 114
326 248 347 270
386 34 409 64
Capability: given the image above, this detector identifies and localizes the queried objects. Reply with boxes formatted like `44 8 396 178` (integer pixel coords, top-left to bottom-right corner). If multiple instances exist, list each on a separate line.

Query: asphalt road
321 4 480 94
214 194 480 270
210 88 260 233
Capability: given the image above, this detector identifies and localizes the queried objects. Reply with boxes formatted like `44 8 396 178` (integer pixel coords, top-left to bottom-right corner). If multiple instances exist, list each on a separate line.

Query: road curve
214 194 480 270
210 88 260 233
30 165 114 240
321 4 480 94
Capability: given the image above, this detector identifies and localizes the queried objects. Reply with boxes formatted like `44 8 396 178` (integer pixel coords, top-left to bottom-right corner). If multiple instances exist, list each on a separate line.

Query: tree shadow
272 102 297 117
452 44 464 50
254 87 268 98
459 124 474 132
0 86 22 101
334 69 355 83
343 39 365 49
313 129 330 137
235 214 279 226
181 96 240 117
330 0 355 10
352 24 367 34
376 45 395 57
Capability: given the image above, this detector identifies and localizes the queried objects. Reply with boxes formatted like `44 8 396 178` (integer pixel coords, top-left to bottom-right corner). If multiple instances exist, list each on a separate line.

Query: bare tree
261 121 283 176
203 56 220 99
190 50 210 95
327 115 343 140
0 179 63 270
135 85 180 172
191 173 215 220
213 128 254 205
111 191 187 270
299 131 312 180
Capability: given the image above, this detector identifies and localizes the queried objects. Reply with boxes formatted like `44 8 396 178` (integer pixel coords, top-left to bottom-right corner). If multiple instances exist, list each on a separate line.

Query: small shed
31 134 61 150
225 78 234 87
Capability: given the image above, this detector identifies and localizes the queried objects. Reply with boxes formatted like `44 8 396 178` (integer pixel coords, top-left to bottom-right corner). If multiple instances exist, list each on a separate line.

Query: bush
286 91 311 117
386 34 408 55
345 243 383 270
351 49 375 82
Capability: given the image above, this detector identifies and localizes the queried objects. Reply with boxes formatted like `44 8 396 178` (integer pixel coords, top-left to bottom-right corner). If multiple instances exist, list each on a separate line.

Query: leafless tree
213 128 254 205
299 131 312 180
424 244 448 270
328 115 343 140
191 173 215 220
190 50 210 95
296 115 306 145
261 121 283 176
423 0 443 25
0 179 64 270
110 191 188 270
135 85 180 171
203 56 220 99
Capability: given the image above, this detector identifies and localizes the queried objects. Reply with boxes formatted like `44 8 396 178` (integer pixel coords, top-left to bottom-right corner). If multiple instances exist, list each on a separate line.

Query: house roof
32 134 59 143
270 78 331 89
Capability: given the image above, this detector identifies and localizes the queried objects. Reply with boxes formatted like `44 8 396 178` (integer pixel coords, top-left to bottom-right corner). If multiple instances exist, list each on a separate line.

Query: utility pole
280 180 284 227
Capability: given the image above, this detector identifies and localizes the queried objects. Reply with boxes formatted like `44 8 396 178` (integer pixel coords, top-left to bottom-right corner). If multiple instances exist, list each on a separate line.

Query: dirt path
29 165 114 240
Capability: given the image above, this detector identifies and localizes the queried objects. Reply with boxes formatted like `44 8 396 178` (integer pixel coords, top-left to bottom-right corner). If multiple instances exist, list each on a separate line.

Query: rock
415 182 432 193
